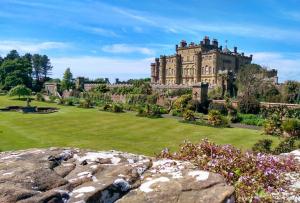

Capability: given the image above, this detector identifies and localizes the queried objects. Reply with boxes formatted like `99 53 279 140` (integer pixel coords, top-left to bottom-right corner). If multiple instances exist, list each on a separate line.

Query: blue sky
0 0 300 82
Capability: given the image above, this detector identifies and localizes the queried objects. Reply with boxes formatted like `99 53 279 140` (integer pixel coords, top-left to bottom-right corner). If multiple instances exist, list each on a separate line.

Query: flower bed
157 139 299 202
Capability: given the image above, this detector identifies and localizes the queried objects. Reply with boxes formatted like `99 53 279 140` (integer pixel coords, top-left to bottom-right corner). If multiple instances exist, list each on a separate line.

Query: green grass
0 96 280 156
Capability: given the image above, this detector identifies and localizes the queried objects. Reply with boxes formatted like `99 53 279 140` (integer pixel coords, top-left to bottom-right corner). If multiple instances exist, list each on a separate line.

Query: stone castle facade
151 36 253 86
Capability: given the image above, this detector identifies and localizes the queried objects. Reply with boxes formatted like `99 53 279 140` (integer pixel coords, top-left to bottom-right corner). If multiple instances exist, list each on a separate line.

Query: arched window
209 67 212 74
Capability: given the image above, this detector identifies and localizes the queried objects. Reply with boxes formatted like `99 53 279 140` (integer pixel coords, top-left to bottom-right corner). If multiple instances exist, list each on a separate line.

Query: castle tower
175 54 182 84
155 58 160 83
194 52 202 83
150 63 156 83
159 56 166 84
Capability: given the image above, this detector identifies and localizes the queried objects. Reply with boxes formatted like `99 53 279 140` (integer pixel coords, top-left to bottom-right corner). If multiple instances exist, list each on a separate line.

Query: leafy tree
61 68 74 91
5 50 20 60
237 64 266 96
283 80 300 104
8 85 32 99
41 55 52 79
0 52 32 90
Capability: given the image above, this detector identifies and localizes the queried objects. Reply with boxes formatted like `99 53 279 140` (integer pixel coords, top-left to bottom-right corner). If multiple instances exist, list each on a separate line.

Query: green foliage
236 64 267 95
238 94 260 114
102 103 124 113
92 84 109 93
252 139 273 153
208 86 223 99
126 94 147 105
263 114 283 136
183 110 196 121
0 51 32 90
172 94 194 115
238 113 265 126
208 102 228 115
227 108 240 123
61 68 74 91
283 80 300 104
146 94 158 104
273 137 298 154
8 85 32 99
78 98 92 108
35 93 44 101
166 88 192 97
282 119 300 137
207 110 229 127
136 104 165 118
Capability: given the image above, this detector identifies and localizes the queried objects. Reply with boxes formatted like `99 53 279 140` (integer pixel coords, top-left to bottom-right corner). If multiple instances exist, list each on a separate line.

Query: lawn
0 96 280 156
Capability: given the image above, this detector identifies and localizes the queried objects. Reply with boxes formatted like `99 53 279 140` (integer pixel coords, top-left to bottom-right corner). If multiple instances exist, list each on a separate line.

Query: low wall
212 100 300 109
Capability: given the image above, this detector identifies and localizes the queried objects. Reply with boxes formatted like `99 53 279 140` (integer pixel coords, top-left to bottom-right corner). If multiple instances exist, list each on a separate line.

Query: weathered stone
0 148 235 203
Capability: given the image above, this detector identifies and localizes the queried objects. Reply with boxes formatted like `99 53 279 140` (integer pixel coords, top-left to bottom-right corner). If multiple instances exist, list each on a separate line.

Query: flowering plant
158 139 299 202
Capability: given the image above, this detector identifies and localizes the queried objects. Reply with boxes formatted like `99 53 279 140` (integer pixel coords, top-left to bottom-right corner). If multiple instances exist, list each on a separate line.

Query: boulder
0 148 235 203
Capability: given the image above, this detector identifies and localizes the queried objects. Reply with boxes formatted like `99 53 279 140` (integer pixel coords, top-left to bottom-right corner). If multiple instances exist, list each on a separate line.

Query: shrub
173 94 192 112
207 110 229 127
35 93 44 101
92 84 109 93
55 98 64 105
183 110 196 121
208 86 222 99
282 119 300 137
252 139 273 153
286 108 300 119
111 103 123 113
146 95 158 104
227 108 240 123
157 139 298 202
208 102 228 115
238 113 265 126
166 88 192 97
263 114 282 136
238 94 260 114
273 137 298 154
49 95 58 103
78 98 92 108
137 104 163 118
171 109 183 117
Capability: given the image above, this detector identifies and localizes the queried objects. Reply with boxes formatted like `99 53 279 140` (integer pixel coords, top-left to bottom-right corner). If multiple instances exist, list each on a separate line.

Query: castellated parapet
150 36 253 86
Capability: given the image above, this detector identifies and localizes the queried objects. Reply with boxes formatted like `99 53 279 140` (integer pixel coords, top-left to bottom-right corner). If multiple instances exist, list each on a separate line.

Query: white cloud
102 44 155 55
252 52 300 82
51 56 153 80
0 41 68 54
111 7 300 41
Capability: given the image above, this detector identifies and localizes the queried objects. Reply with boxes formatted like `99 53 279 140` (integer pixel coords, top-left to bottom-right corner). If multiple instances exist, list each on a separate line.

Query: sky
0 0 300 82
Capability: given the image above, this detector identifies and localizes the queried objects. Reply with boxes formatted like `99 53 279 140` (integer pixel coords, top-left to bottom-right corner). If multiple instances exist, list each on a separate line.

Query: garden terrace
0 95 281 155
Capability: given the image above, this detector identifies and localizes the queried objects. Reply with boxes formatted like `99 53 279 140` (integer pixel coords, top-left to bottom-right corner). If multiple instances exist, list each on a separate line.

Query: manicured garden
0 96 281 155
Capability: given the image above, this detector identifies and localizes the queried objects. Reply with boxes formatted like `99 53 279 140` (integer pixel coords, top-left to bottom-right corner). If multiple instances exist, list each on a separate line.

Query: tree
61 68 74 91
283 81 300 104
41 55 52 79
5 50 20 60
0 53 32 90
236 64 266 96
8 85 32 99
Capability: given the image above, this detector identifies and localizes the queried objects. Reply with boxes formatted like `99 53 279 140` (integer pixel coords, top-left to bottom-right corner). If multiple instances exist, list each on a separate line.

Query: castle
150 36 253 86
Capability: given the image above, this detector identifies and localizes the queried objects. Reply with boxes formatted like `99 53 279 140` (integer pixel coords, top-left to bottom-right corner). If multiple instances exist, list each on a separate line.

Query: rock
0 148 235 203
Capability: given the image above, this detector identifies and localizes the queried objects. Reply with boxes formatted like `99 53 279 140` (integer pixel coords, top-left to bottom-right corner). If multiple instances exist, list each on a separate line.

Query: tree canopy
0 50 53 92
8 85 32 99
61 68 74 91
